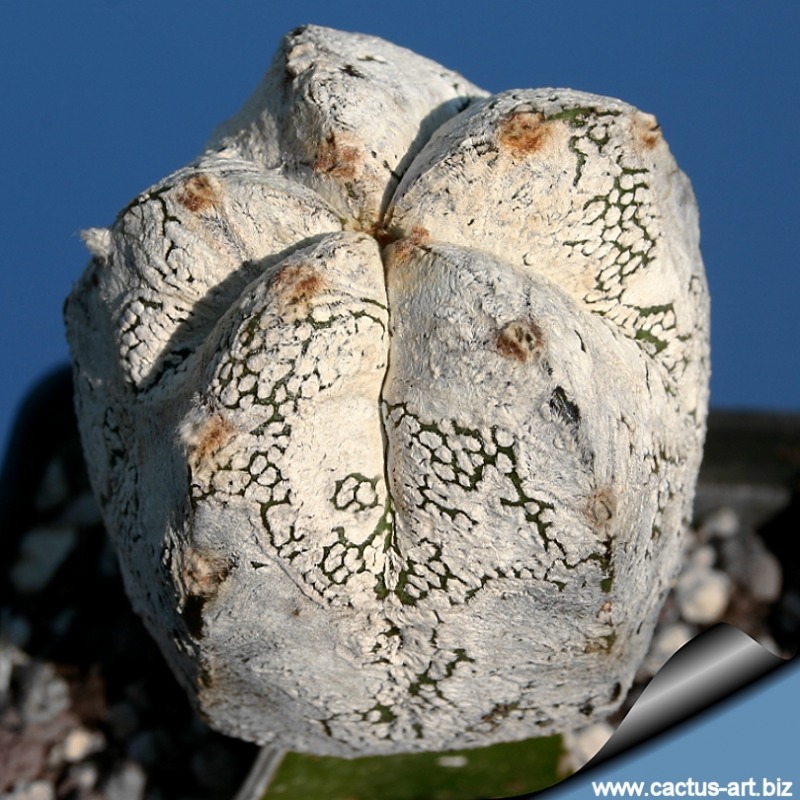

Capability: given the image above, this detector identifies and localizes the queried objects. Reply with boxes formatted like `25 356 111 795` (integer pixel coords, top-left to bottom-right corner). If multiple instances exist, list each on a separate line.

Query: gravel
561 722 616 773
636 623 695 681
675 567 732 625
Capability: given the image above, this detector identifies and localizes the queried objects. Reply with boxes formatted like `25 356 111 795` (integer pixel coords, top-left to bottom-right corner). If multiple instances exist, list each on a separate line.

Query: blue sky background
1 1 799 456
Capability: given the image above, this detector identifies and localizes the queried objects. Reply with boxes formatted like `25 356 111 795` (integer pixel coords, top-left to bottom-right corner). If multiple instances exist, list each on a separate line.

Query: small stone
719 533 783 605
102 762 146 800
0 640 28 702
563 721 614 771
699 507 739 540
436 755 468 768
690 544 716 569
681 526 699 553
66 762 99 791
62 727 105 762
676 567 731 624
9 527 77 594
1 782 55 800
637 622 694 679
18 662 71 725
745 548 782 604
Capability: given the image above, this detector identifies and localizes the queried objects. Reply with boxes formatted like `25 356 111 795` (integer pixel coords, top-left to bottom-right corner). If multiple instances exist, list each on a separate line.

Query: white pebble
1 781 55 800
690 544 716 569
637 622 694 679
10 526 77 594
66 762 99 791
676 567 731 624
63 727 106 762
19 662 71 725
700 506 739 540
719 533 783 604
563 721 614 771
746 548 782 604
103 762 146 800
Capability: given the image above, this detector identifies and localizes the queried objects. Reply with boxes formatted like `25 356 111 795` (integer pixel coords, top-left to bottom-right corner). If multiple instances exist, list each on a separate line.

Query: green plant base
262 734 566 800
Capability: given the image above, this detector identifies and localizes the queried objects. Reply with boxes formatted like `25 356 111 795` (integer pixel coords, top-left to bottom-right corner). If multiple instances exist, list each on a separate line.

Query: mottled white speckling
64 25 709 756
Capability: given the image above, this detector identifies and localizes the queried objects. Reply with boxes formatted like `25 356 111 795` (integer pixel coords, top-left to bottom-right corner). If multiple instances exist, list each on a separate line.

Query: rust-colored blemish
635 112 662 151
368 222 394 249
184 548 231 597
176 174 219 212
181 548 232 639
496 320 544 363
587 487 617 527
497 111 552 157
187 414 236 468
313 131 361 180
271 263 327 317
367 218 403 249
384 226 431 266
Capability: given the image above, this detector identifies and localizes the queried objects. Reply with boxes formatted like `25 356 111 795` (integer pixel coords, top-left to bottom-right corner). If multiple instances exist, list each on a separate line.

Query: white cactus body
65 25 709 756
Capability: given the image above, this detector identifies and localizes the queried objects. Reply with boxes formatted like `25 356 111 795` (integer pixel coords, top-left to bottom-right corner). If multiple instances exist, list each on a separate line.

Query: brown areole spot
180 548 232 639
496 320 544 363
274 265 325 299
186 414 236 470
176 174 219 213
271 263 327 319
383 226 431 266
634 112 662 151
313 130 361 179
587 487 617 528
497 111 552 157
367 220 397 249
